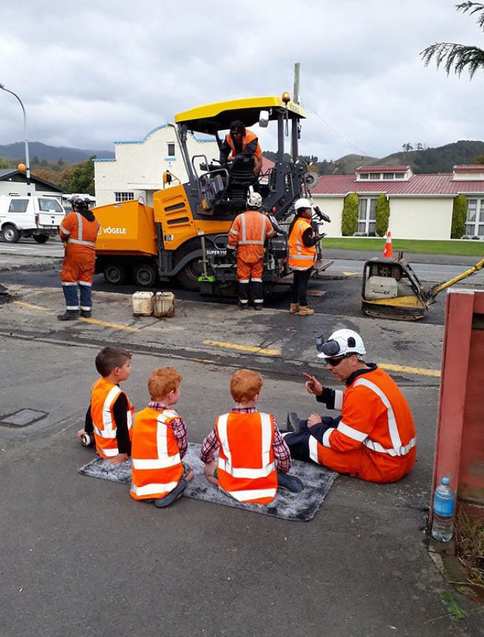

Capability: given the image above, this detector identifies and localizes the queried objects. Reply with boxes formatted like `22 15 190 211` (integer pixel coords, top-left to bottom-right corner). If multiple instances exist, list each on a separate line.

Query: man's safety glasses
323 356 347 368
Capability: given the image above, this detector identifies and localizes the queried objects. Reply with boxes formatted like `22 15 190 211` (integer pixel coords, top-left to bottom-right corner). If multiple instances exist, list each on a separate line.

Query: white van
0 195 66 243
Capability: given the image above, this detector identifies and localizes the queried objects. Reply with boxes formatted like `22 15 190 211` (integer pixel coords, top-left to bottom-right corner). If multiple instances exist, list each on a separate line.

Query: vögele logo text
100 226 128 235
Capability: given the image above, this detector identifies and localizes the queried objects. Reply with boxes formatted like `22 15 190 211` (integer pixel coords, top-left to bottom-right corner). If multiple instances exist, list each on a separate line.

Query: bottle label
434 497 455 517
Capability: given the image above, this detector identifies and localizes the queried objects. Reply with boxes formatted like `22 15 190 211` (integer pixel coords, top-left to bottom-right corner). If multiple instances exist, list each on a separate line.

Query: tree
375 194 390 237
421 2 484 77
473 154 484 163
341 193 359 236
451 194 468 238
61 156 95 195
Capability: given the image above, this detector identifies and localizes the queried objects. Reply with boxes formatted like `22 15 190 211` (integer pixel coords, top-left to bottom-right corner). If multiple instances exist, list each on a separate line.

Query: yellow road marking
203 339 281 357
379 363 441 378
13 301 51 312
80 318 139 332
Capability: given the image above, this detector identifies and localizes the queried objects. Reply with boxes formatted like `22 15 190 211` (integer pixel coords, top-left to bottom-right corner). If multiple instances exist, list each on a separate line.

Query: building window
114 192 134 203
357 198 377 235
8 199 29 213
359 173 369 180
167 143 176 158
465 198 484 237
369 173 381 180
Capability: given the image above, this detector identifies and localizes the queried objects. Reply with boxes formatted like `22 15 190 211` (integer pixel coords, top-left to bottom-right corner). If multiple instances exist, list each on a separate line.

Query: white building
0 168 63 198
94 124 218 207
311 165 484 240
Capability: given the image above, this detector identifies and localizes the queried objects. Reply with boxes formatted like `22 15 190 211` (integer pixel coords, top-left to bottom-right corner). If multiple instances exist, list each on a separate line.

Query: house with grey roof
0 168 62 198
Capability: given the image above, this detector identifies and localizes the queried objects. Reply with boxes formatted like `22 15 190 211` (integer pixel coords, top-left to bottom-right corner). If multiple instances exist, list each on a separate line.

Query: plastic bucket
132 291 154 316
153 291 175 318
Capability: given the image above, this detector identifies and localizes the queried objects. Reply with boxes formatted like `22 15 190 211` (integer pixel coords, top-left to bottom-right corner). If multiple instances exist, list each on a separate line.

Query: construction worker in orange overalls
227 189 275 310
220 120 263 176
58 196 99 321
283 329 417 484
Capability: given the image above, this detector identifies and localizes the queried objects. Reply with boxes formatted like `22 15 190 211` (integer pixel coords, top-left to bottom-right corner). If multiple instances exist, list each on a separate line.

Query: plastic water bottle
431 476 456 542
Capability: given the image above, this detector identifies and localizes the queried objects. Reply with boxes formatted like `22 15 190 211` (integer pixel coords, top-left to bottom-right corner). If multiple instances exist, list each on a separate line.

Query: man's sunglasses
324 355 349 367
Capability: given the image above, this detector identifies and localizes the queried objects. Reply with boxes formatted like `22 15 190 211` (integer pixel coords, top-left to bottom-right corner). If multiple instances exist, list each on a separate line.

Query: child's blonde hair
230 369 263 403
148 367 182 401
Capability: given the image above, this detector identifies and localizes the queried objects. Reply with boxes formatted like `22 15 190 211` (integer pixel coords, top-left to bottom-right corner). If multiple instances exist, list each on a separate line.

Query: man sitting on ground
283 329 416 483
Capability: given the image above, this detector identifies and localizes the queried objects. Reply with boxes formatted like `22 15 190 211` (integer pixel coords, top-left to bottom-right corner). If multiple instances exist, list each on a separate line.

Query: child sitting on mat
200 368 299 505
130 367 192 508
77 346 134 464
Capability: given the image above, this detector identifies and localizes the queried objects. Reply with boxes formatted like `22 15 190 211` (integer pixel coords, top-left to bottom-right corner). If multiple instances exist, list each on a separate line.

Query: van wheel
33 234 49 244
133 262 157 288
2 225 20 243
175 259 202 291
104 262 127 285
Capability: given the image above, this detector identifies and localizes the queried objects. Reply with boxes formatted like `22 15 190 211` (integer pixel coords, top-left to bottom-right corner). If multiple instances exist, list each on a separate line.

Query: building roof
0 168 62 192
312 172 484 196
453 164 484 172
355 165 409 173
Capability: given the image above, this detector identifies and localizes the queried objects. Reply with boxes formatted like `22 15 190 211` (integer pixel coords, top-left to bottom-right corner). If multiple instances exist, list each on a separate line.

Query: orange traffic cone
383 231 393 258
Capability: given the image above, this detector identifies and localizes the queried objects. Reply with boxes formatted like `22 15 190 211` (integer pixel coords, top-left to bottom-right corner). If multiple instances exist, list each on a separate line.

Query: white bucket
132 291 154 316
153 291 175 318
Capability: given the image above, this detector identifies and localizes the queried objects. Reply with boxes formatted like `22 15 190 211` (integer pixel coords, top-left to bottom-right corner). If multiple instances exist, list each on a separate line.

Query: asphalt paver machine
94 94 330 294
361 254 484 320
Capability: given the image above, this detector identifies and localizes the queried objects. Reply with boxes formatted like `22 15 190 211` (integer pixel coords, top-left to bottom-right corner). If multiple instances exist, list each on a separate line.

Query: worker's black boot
80 310 92 318
57 310 79 321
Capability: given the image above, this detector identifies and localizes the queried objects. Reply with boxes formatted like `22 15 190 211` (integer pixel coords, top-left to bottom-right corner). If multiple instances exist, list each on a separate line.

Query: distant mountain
378 140 484 173
0 142 114 164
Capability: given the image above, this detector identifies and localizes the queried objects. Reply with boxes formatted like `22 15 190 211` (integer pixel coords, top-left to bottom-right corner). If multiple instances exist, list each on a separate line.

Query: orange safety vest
311 367 417 482
215 411 278 504
288 217 316 270
225 130 262 159
228 210 274 263
91 378 134 459
59 212 99 254
130 407 184 501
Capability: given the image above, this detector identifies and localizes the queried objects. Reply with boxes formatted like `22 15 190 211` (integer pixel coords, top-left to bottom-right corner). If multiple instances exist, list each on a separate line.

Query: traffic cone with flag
383 231 393 258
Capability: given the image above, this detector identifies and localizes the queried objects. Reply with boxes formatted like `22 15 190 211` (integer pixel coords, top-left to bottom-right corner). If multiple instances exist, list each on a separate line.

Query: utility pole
0 83 31 189
293 63 301 104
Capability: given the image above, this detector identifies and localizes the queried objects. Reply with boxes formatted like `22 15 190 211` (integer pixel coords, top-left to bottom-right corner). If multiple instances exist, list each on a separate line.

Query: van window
39 198 63 213
8 199 29 213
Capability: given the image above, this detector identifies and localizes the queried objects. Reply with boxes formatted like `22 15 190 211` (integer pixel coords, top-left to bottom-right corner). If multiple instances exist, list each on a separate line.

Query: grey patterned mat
79 442 337 521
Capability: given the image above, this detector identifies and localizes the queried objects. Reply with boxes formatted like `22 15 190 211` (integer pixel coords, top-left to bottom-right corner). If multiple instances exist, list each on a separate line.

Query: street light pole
0 83 31 186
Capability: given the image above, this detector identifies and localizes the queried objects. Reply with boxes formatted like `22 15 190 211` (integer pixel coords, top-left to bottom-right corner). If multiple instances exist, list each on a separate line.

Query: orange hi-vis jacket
130 407 184 501
288 217 316 271
215 411 278 504
59 212 100 284
225 130 262 159
312 367 417 483
228 210 274 265
91 378 134 459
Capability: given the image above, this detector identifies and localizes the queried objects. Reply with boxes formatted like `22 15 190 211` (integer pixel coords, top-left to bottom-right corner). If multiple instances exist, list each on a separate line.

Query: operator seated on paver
226 189 275 310
220 120 263 176
283 329 417 483
58 195 100 321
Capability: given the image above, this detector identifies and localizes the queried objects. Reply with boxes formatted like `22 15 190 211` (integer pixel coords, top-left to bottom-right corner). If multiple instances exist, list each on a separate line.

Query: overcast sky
1 0 483 160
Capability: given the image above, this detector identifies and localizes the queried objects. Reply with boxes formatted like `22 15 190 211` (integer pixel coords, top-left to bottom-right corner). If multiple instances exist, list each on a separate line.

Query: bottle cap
441 476 450 485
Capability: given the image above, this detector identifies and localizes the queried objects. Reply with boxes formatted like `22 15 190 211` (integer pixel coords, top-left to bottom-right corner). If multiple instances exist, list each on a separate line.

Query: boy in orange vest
130 367 193 508
200 369 300 505
77 346 134 464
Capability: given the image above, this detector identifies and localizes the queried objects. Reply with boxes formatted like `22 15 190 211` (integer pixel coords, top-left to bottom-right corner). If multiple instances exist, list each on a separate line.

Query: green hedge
342 192 358 236
451 195 468 239
375 194 390 237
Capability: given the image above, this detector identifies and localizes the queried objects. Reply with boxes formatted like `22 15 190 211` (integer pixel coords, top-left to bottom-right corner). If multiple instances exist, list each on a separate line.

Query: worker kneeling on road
58 196 99 321
283 329 417 483
227 189 275 310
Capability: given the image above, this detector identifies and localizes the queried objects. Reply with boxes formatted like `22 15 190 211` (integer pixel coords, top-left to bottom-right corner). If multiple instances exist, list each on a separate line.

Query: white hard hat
294 197 312 212
247 190 263 208
316 329 366 359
